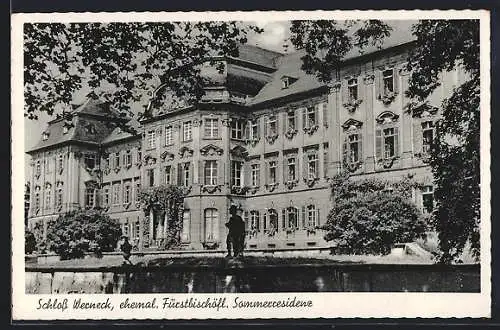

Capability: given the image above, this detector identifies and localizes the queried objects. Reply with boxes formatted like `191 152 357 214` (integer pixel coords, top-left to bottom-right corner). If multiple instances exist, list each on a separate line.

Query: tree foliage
290 19 480 263
323 173 427 255
45 209 122 260
138 185 186 250
25 229 37 254
24 22 262 130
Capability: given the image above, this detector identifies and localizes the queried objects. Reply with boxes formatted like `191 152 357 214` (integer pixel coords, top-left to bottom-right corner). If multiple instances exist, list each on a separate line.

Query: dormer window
62 126 69 134
42 131 49 141
85 123 96 134
281 76 297 89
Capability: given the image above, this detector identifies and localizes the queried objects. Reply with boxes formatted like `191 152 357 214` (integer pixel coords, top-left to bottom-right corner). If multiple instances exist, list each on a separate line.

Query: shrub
45 209 122 260
323 173 428 255
25 229 36 254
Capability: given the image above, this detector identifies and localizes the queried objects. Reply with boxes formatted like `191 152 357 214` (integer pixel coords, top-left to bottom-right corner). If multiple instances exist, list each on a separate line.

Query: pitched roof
249 21 416 106
27 119 77 153
101 117 142 144
234 44 283 69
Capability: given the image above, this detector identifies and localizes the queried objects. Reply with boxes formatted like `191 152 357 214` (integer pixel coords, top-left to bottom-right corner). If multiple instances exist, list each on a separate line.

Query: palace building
26 31 467 251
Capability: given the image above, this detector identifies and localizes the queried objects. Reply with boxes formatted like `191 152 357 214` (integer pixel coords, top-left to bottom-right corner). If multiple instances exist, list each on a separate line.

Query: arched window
181 209 190 242
204 208 219 241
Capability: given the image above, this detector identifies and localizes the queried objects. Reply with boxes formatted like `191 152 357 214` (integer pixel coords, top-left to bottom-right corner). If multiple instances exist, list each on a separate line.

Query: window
250 119 259 140
287 111 296 130
44 184 51 209
35 160 41 177
383 69 394 94
137 148 142 164
122 223 130 237
348 78 358 102
307 205 317 228
348 134 360 163
85 124 96 134
114 152 120 168
42 131 49 141
266 115 277 136
204 119 218 138
251 164 260 187
282 77 290 89
135 181 141 202
85 187 96 208
286 157 296 181
383 127 397 159
147 130 156 149
250 210 260 231
323 143 329 178
123 184 131 204
307 153 318 179
181 163 191 186
422 186 434 214
102 153 110 168
231 119 244 140
112 183 121 205
103 185 110 206
286 207 298 229
422 121 434 154
165 126 173 145
204 160 218 186
268 160 277 184
84 154 96 170
183 121 192 141
44 158 51 174
124 150 132 167
204 208 219 241
231 161 243 187
181 210 190 241
57 154 64 173
134 221 140 240
268 209 278 232
56 184 63 208
34 187 40 210
164 166 172 185
146 169 155 187
63 126 69 134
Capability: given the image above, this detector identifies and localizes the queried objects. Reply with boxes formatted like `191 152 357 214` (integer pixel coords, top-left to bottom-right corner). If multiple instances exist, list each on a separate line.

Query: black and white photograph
11 10 491 319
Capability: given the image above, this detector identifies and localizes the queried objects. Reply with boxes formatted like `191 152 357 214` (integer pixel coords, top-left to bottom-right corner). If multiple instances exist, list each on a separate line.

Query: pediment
230 145 249 159
178 146 194 158
410 103 439 118
160 150 175 162
143 154 157 165
341 119 363 131
200 144 224 156
376 111 399 124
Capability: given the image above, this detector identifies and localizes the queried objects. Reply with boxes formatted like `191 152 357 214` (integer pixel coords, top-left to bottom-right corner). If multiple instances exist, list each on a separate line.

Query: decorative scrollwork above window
303 177 319 188
379 91 397 105
245 137 260 147
284 180 298 190
343 158 362 173
143 154 157 166
178 146 194 158
343 99 363 113
376 111 399 125
341 119 363 131
303 125 318 136
264 182 279 192
284 128 298 139
377 157 397 169
201 185 222 194
160 150 175 162
231 185 249 195
200 144 224 156
230 145 249 160
265 133 279 144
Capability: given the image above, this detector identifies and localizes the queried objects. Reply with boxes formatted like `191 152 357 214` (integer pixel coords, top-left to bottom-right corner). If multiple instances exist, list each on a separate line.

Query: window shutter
342 136 349 164
358 133 363 162
302 153 308 180
177 163 182 185
360 79 366 103
322 103 328 127
375 129 383 160
283 158 287 182
341 79 348 104
393 68 399 94
375 70 382 98
301 206 306 229
394 127 400 157
414 120 423 155
302 108 307 129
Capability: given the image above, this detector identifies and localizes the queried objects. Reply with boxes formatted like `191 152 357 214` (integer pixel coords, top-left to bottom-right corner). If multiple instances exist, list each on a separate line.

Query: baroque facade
26 39 466 251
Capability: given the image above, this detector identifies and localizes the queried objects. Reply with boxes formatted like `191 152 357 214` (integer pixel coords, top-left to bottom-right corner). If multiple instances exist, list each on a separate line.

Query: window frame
164 125 173 145
183 121 193 142
147 130 156 149
347 78 358 102
251 163 260 187
204 118 219 139
382 69 394 94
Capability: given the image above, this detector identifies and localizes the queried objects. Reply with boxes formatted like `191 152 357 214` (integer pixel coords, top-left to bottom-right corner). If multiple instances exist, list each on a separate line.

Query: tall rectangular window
287 157 296 181
250 211 260 231
422 186 434 214
44 185 52 208
114 152 120 168
307 205 317 227
182 163 191 186
164 166 172 185
56 184 63 207
35 160 41 177
287 111 295 130
383 69 394 93
348 78 358 102
349 134 360 163
123 184 131 204
422 121 434 154
383 127 396 158
250 119 259 139
183 121 192 141
112 183 120 205
269 160 277 184
147 130 156 149
135 181 141 202
251 164 260 187
231 120 244 140
306 106 316 127
103 185 110 206
147 169 155 187
137 148 142 164
165 126 173 145
85 187 95 208
204 160 218 185
34 187 40 211
267 115 277 136
45 158 51 174
204 208 219 241
181 210 190 242
204 118 218 138
307 153 318 179
57 154 64 173
231 161 243 187
124 150 132 167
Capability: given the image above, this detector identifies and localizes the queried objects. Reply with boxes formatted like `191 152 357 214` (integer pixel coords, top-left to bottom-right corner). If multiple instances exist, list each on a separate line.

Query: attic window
62 126 69 134
85 123 96 134
42 131 50 141
281 76 297 89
